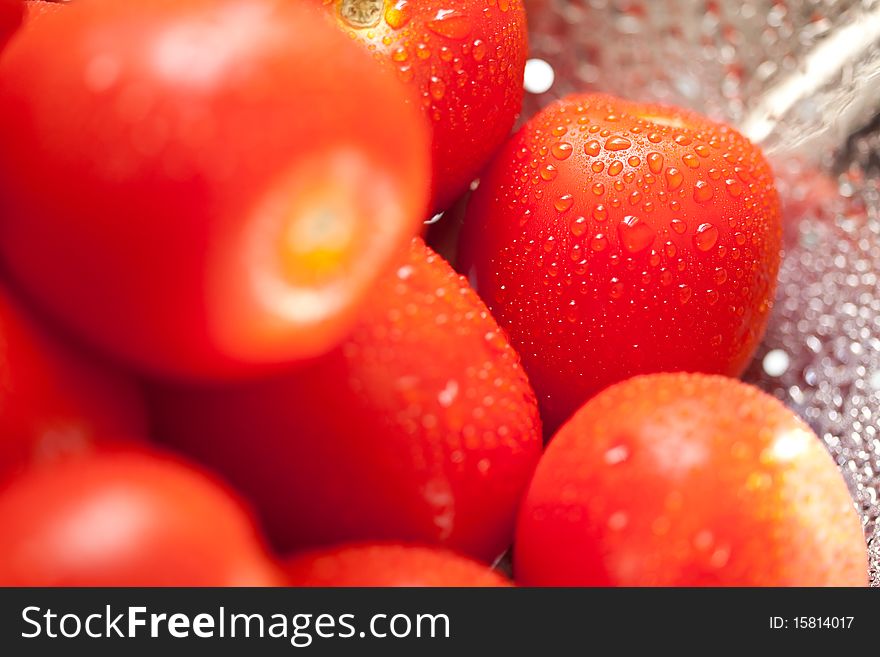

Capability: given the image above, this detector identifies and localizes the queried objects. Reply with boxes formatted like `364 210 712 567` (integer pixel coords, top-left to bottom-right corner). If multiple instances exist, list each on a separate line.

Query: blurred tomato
0 447 283 586
150 239 542 562
318 0 528 211
285 542 511 587
459 94 782 432
0 0 22 51
0 283 145 482
0 0 429 380
515 373 868 586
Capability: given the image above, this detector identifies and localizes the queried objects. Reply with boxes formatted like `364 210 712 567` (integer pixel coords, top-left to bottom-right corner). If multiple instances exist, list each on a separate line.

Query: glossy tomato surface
285 543 511 587
320 0 527 211
151 239 542 562
0 283 145 482
0 0 429 380
515 373 868 586
0 447 283 586
459 94 782 431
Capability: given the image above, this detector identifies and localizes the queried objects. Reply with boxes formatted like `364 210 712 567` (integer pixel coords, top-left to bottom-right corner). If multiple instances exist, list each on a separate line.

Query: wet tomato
285 543 511 586
0 283 145 482
319 0 528 211
515 373 868 586
0 0 429 380
0 447 283 586
459 94 782 432
150 238 542 563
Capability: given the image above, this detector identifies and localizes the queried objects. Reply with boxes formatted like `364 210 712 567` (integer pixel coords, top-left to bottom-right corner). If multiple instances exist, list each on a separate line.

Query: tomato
0 0 429 380
515 373 868 586
25 1 63 21
0 283 145 482
318 0 528 211
459 94 782 432
285 543 511 587
150 238 542 562
0 0 22 51
0 447 283 586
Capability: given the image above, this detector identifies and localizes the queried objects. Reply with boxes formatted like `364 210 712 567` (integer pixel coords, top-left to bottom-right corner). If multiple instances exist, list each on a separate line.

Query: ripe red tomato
285 543 511 587
0 0 22 51
150 238 542 562
0 0 429 380
0 283 145 482
0 447 284 586
318 0 528 211
515 373 868 586
459 94 782 432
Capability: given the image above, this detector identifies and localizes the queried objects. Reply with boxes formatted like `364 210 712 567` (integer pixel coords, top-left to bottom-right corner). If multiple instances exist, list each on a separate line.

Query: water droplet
570 215 587 237
584 140 600 157
591 161 605 173
604 444 630 464
609 277 624 299
543 235 556 253
665 167 683 190
647 132 662 143
682 153 700 169
552 142 573 160
725 178 742 198
706 289 720 305
694 222 719 251
415 42 431 59
647 152 664 174
678 284 692 304
540 164 557 181
592 182 605 196
604 136 632 152
693 180 713 202
384 0 412 29
592 204 607 222
391 46 408 62
618 215 655 253
670 218 686 234
427 11 472 39
714 267 727 284
694 144 710 157
591 233 608 252
429 76 446 100
608 160 623 176
472 38 487 61
555 194 574 213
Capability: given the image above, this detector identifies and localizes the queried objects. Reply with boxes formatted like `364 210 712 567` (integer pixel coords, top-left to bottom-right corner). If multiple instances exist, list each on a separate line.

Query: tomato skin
285 543 511 587
0 0 22 51
0 0 429 380
150 239 542 562
320 0 528 211
0 283 146 482
459 94 782 432
514 373 868 587
0 447 283 586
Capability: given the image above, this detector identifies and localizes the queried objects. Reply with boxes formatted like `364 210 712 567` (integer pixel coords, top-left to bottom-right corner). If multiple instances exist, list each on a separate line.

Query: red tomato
0 0 22 51
515 373 868 586
459 94 782 432
0 447 283 586
0 283 145 482
318 0 528 211
0 0 429 380
285 543 511 587
150 238 542 562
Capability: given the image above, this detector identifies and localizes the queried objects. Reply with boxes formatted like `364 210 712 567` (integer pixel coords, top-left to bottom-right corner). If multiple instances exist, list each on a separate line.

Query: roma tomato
150 239 542 562
0 283 145 482
0 0 429 380
459 94 782 432
285 543 511 587
0 0 22 51
0 447 283 586
515 373 868 586
318 0 528 211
